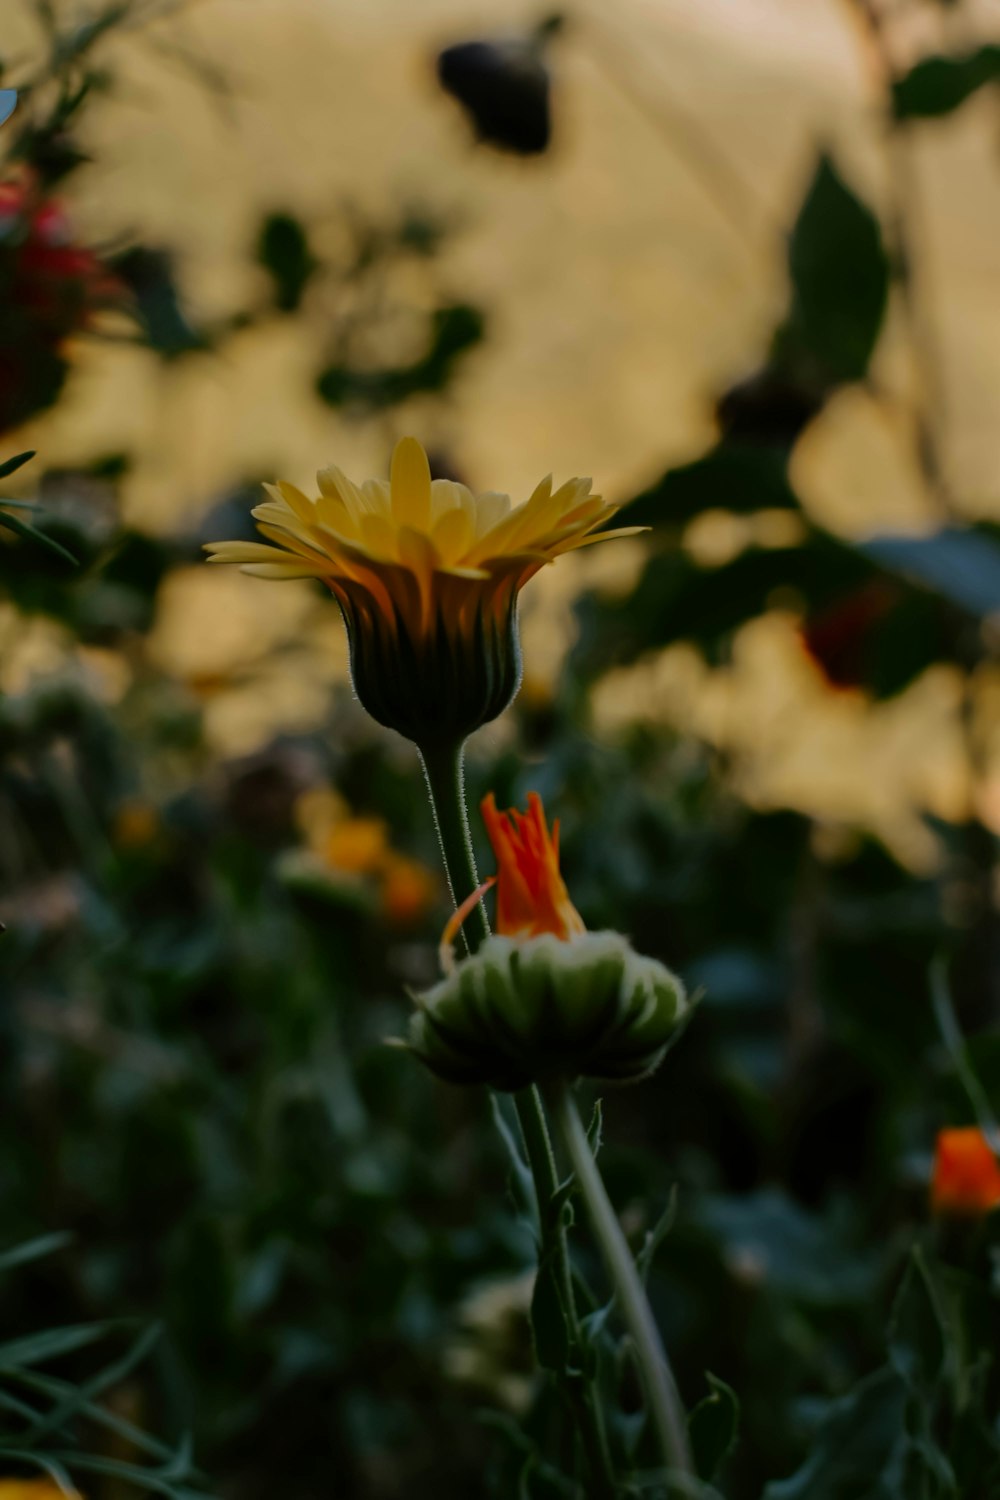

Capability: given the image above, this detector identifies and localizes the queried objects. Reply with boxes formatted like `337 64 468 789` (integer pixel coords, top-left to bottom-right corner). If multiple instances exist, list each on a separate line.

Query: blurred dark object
892 45 1000 120
436 15 564 155
109 245 206 359
0 169 123 436
716 366 827 450
799 580 900 691
256 211 318 313
216 741 324 847
316 302 484 411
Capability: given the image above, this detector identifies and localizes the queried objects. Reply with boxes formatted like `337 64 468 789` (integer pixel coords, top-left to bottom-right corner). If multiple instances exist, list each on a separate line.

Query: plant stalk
547 1078 694 1486
418 741 617 1497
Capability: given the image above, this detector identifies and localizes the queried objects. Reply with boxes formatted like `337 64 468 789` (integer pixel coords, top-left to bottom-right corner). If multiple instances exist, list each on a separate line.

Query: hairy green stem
547 1078 694 1485
418 741 617 1497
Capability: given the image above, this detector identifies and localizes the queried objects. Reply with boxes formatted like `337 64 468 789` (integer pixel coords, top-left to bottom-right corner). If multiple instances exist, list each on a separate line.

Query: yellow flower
205 437 644 747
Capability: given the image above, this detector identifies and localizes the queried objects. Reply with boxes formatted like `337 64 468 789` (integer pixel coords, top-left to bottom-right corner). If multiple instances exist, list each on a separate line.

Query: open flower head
409 792 691 1090
931 1126 1000 1217
205 437 644 747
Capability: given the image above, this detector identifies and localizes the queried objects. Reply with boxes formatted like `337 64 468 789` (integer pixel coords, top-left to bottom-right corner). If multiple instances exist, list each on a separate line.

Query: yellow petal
315 491 361 538
471 489 511 537
432 504 475 562
556 525 650 552
317 464 364 514
390 437 432 531
397 524 440 581
358 511 399 560
275 481 317 525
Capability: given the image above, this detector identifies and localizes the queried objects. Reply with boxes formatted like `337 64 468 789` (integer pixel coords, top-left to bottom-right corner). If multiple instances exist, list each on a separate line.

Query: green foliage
0 1238 209 1498
255 213 318 313
780 154 889 385
316 303 485 411
689 1374 739 1483
893 46 1000 120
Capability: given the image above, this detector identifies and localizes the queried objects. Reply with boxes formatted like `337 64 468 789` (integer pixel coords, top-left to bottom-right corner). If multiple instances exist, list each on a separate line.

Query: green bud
408 931 691 1092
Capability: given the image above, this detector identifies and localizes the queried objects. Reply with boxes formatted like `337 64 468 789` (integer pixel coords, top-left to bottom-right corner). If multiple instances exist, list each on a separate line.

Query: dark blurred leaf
0 1233 72 1275
625 443 800 529
256 212 318 313
316 302 484 410
0 450 35 481
888 1249 947 1398
782 154 889 383
111 247 206 358
696 1189 878 1306
762 1368 908 1499
892 46 1000 120
529 1253 570 1373
715 366 826 449
862 527 1000 619
689 1371 739 1482
635 1188 678 1286
574 527 873 677
437 21 562 155
0 506 78 564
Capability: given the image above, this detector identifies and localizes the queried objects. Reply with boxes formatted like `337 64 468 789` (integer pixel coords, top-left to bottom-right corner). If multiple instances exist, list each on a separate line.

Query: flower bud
931 1126 1000 1217
408 929 690 1091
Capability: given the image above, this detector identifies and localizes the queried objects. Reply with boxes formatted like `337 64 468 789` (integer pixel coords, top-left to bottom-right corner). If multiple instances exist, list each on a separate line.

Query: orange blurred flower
479 791 584 941
380 852 438 928
292 788 436 927
931 1126 1000 1216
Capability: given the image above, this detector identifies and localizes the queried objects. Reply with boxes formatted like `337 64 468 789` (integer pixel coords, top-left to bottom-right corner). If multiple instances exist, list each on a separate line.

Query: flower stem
418 740 617 1498
547 1079 694 1486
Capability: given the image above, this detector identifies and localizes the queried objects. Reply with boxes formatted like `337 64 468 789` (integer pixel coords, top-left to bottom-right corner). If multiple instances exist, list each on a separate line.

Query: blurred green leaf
256 212 318 313
112 247 206 358
762 1368 908 1499
624 444 799 529
892 47 1000 120
689 1371 739 1483
888 1250 947 1398
0 1234 72 1275
0 450 35 481
316 302 484 410
529 1254 571 1373
782 154 889 383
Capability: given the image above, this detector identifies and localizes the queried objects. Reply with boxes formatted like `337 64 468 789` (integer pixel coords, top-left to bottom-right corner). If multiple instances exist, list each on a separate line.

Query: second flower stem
547 1078 694 1486
419 741 616 1497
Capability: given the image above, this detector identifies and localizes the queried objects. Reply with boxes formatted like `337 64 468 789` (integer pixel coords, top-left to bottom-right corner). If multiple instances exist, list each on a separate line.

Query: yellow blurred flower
206 437 644 746
292 786 437 927
112 799 160 851
0 1481 81 1499
323 817 389 876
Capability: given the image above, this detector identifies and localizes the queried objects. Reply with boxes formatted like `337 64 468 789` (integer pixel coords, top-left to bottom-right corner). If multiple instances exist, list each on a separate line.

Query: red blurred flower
0 169 122 435
931 1126 1000 1217
799 580 897 691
